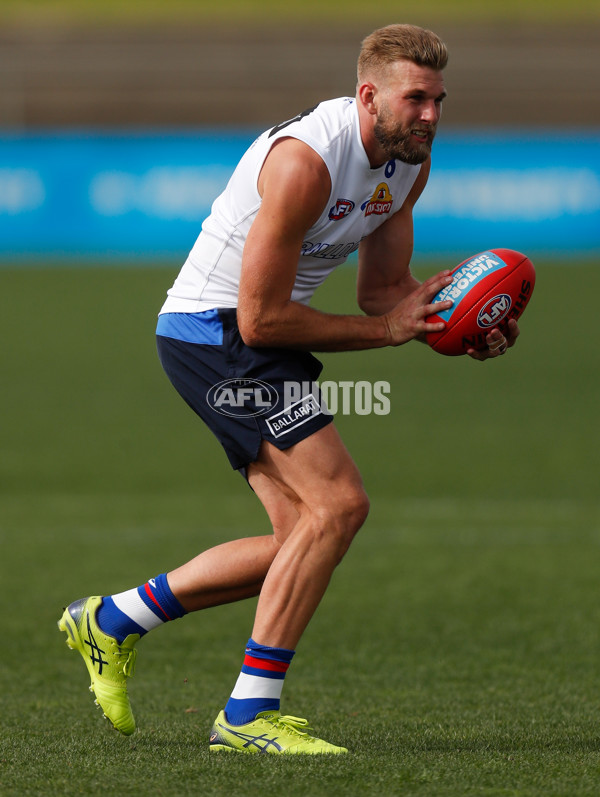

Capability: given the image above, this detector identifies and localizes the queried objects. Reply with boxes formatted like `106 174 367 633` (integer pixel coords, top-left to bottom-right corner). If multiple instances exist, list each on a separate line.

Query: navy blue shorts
156 308 333 471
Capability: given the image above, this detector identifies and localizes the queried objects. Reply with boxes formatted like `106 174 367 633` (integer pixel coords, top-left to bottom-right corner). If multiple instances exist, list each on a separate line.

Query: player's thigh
251 423 370 529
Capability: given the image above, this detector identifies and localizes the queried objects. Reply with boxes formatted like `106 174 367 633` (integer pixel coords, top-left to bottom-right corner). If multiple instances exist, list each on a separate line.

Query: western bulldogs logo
328 199 355 221
362 183 393 216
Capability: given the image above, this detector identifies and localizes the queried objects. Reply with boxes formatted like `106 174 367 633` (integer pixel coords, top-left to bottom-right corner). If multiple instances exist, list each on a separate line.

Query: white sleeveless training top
159 97 421 314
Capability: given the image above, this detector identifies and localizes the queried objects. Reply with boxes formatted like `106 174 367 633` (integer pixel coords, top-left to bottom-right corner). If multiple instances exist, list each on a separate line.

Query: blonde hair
357 24 448 81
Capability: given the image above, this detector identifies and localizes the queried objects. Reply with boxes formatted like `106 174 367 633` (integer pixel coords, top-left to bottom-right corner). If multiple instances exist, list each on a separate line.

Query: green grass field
1 262 599 795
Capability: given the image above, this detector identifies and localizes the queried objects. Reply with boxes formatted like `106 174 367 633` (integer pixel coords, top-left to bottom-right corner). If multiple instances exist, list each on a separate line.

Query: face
372 60 446 165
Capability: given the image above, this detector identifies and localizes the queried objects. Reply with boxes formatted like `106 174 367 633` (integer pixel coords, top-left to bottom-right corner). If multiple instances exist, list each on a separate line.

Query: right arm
237 138 452 351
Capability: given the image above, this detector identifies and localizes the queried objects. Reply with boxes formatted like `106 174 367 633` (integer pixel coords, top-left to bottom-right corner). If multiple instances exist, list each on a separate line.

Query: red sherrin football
425 248 536 356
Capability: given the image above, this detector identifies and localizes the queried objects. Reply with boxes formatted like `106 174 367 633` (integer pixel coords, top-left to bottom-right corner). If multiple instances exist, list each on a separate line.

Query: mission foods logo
362 182 393 217
207 379 278 417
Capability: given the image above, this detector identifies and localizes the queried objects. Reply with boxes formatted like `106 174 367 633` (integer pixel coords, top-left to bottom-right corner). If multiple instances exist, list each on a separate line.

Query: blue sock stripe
155 573 187 617
225 697 279 726
241 665 287 679
137 585 169 620
245 637 295 663
138 583 176 621
138 573 187 622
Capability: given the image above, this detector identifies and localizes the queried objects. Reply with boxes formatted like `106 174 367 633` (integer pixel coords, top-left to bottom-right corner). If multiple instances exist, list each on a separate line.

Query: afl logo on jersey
362 183 393 217
328 199 355 221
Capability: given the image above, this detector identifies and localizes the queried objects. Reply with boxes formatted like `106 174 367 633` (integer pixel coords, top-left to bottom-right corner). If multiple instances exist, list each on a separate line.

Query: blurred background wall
1 21 598 129
1 1 599 260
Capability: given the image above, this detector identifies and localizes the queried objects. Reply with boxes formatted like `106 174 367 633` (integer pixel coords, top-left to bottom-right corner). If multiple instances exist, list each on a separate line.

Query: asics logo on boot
84 613 108 674
218 723 283 752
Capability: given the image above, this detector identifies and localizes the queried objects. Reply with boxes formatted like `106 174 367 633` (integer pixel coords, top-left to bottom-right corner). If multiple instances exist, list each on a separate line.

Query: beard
374 107 436 165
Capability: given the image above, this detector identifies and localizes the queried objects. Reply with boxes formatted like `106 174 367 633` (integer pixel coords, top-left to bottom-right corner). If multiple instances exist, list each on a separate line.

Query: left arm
357 160 430 316
357 159 520 359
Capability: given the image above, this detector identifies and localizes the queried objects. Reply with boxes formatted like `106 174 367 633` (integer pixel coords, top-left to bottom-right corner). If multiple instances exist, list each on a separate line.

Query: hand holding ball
425 249 536 356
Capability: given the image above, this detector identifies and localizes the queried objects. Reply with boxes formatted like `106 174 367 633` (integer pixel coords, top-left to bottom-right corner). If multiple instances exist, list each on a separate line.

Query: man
59 23 518 754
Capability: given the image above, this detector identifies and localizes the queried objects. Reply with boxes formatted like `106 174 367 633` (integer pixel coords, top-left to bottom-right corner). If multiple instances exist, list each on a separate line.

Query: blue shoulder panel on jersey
156 309 224 345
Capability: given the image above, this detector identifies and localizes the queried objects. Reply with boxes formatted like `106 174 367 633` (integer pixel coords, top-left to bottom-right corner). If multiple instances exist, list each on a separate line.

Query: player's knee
314 483 369 557
344 485 370 535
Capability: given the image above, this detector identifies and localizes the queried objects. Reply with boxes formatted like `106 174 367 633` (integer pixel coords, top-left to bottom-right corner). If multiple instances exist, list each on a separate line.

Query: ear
357 81 378 116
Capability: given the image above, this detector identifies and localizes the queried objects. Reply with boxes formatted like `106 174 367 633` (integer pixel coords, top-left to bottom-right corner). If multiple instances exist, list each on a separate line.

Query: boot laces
273 715 313 739
109 642 137 677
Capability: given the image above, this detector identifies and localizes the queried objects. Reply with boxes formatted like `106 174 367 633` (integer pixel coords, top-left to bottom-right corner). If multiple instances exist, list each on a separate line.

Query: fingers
488 334 506 354
385 271 455 344
422 298 452 332
466 319 521 361
419 271 454 332
467 330 505 360
422 269 454 301
505 318 521 343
